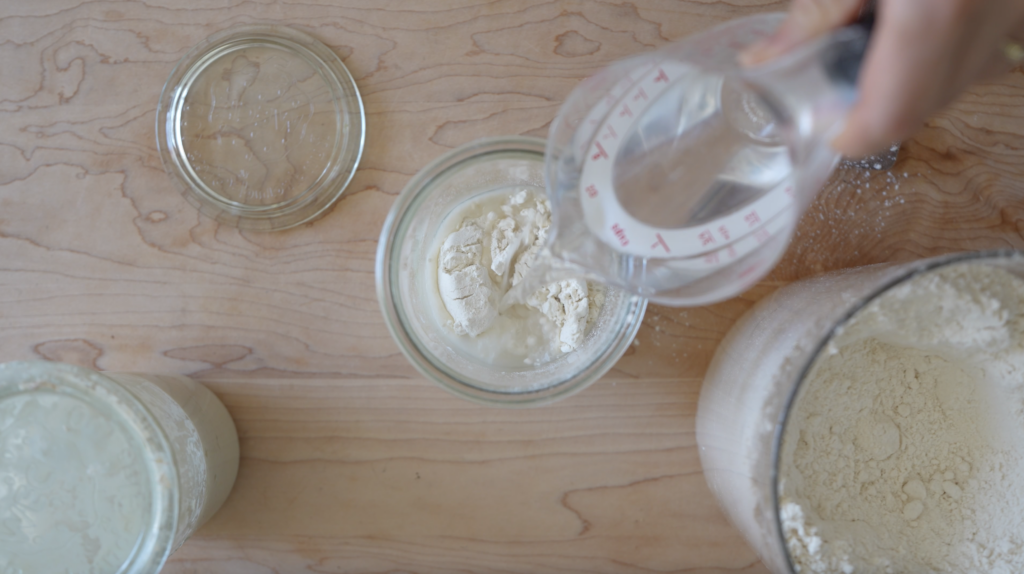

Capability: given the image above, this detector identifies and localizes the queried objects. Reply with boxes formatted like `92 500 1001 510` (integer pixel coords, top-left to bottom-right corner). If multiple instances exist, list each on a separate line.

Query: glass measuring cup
376 137 647 407
512 13 871 307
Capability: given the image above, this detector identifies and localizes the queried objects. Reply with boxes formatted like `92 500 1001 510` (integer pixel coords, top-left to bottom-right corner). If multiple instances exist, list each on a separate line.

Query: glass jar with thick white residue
0 361 240 573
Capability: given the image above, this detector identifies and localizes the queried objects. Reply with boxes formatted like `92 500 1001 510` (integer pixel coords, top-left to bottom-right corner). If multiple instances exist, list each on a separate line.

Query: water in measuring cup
613 65 790 230
503 63 795 307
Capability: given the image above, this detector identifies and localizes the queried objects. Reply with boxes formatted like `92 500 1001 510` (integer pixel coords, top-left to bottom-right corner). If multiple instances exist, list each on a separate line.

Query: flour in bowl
780 263 1024 573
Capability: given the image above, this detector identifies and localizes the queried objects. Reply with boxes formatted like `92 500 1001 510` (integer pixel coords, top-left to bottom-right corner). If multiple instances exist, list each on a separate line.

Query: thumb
741 0 865 66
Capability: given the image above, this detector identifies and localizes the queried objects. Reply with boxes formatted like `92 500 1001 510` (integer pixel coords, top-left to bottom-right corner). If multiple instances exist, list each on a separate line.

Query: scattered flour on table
780 263 1024 574
435 188 603 365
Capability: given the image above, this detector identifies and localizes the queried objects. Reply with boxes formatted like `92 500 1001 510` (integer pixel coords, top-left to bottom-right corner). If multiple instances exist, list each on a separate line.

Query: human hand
741 0 1024 157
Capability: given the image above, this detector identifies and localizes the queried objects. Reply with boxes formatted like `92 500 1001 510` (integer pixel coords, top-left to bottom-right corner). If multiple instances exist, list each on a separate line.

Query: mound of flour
435 188 603 364
780 263 1024 573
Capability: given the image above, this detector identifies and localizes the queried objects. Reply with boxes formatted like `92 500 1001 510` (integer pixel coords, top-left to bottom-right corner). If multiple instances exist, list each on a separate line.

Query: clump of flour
436 188 602 365
780 263 1024 573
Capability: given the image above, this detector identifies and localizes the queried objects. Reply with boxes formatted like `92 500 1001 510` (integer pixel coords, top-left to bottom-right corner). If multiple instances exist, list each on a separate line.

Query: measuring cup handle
823 1 876 87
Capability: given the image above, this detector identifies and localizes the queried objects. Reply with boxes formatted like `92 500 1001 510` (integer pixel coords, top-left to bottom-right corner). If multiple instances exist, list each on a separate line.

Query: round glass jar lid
157 25 365 231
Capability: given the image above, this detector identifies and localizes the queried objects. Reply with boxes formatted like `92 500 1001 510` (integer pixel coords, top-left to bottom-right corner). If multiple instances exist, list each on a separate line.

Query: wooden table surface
4 1 1024 572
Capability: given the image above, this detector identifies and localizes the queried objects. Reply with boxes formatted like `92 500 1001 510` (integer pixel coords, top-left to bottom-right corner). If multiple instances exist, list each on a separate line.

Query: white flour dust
780 263 1024 573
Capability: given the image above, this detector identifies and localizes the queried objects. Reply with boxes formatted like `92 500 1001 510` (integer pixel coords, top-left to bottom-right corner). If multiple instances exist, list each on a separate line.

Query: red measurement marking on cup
611 223 629 247
577 60 796 261
573 61 657 159
651 233 671 253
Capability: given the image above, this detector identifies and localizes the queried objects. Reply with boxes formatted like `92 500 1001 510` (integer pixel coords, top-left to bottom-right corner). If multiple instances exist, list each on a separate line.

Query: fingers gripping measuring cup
536 13 872 306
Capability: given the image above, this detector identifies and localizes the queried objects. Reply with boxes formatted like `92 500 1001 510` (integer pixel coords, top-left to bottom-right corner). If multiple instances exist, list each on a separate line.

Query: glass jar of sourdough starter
0 361 240 573
376 137 647 407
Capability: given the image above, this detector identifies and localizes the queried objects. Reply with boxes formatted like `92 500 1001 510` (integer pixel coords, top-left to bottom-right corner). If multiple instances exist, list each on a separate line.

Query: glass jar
695 250 1023 573
0 361 240 573
376 136 647 406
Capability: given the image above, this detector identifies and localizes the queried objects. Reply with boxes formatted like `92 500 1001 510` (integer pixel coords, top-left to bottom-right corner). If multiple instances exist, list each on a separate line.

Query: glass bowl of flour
376 137 646 406
697 250 1024 573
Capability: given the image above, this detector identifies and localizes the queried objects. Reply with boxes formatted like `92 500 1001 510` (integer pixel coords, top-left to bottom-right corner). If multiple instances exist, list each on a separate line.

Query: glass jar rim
0 361 179 573
375 136 647 407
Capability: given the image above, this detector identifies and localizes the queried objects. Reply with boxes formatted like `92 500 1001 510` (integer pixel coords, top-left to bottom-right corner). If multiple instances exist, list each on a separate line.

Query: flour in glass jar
779 263 1024 573
427 187 605 368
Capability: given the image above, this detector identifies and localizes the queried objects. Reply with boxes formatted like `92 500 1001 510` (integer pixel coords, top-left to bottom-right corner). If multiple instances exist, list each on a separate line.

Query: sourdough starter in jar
0 392 152 572
779 263 1024 573
109 373 240 543
0 363 239 573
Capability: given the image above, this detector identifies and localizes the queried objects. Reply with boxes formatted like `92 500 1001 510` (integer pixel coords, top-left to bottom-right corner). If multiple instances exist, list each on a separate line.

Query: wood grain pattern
2 1 1024 572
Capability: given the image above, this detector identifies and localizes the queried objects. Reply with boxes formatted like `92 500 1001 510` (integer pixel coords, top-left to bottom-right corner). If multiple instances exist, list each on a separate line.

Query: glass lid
157 24 365 231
